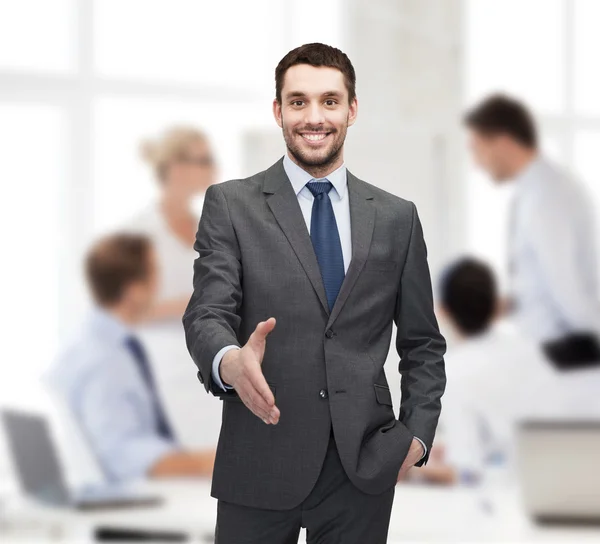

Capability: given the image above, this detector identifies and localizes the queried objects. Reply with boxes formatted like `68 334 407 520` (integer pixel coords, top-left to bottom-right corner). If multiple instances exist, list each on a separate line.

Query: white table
390 483 600 542
2 480 600 543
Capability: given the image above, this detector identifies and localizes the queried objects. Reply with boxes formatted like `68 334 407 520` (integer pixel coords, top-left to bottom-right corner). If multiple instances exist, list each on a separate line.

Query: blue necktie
306 180 345 311
124 335 176 442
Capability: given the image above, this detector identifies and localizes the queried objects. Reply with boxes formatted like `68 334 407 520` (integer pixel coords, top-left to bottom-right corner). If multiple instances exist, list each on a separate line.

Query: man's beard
282 119 347 172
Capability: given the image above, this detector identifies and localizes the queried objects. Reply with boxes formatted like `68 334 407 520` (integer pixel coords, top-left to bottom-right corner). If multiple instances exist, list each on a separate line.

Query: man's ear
273 99 283 128
493 297 509 320
347 96 358 127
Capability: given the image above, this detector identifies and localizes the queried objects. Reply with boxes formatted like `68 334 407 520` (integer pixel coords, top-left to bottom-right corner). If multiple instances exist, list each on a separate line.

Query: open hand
219 317 280 425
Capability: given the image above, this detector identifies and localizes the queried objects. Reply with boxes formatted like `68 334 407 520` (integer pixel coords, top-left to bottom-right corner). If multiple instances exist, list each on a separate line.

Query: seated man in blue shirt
48 233 215 482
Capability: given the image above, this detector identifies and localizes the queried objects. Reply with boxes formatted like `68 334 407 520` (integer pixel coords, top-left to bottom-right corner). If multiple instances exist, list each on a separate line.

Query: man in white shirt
464 94 600 369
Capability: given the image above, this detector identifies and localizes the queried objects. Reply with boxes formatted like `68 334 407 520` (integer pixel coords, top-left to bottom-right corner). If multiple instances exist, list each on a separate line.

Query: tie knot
306 179 333 198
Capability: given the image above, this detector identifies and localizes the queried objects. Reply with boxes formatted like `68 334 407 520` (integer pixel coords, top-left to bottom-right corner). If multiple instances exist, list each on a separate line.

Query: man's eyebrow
285 91 307 99
284 91 344 100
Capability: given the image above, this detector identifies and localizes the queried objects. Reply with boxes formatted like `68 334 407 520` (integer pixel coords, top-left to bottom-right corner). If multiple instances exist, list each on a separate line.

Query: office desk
3 480 600 543
390 484 600 542
1 480 217 542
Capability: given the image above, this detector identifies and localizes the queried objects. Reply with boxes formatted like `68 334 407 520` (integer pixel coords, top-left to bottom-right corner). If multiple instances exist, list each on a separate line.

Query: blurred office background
1 0 600 542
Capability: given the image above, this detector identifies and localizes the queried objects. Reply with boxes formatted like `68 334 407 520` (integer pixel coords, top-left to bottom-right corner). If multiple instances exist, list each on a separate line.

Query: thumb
249 317 276 351
256 317 276 339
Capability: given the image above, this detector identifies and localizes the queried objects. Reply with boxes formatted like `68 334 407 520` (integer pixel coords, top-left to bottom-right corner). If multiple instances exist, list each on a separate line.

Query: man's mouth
299 132 331 144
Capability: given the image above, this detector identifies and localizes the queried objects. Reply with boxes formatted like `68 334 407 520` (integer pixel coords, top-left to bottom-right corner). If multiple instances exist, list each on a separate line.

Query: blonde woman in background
125 126 220 449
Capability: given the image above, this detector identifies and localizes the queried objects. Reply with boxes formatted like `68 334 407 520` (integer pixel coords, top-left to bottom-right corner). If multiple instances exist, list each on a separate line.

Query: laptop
1 409 162 511
516 420 600 525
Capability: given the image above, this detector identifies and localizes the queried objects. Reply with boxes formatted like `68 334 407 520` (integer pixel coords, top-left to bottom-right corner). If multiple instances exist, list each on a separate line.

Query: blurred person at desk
464 94 600 369
125 126 220 447
411 258 560 486
47 233 215 482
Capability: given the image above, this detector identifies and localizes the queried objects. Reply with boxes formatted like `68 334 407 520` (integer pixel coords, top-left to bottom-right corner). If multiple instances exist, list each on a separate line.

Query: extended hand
219 317 280 425
396 438 425 482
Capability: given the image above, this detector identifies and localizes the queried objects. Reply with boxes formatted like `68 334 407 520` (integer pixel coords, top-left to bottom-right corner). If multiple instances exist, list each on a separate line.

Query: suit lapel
326 170 374 329
263 158 375 325
264 159 330 315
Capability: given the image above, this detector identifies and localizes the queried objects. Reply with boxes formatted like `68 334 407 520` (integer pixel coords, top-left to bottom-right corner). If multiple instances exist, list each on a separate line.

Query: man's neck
107 304 139 327
449 322 493 344
286 150 344 179
160 191 194 216
510 148 539 180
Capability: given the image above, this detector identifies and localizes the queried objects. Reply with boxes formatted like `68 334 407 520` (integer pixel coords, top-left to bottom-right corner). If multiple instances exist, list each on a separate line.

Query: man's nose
305 103 325 126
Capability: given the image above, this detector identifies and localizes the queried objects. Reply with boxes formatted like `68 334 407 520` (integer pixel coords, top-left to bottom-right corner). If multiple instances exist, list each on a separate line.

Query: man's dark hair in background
463 93 538 149
440 257 497 336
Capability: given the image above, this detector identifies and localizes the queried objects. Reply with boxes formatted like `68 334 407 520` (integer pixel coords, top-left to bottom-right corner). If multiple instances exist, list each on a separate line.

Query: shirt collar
88 306 134 344
282 152 348 200
514 153 545 190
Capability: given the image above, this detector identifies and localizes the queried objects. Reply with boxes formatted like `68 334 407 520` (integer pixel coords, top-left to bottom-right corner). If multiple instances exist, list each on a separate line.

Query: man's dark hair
464 94 538 148
85 233 152 306
275 43 356 104
439 257 497 336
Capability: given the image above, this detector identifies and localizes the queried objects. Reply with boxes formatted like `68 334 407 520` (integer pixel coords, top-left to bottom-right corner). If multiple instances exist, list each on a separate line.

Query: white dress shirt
508 155 600 342
209 153 427 460
127 200 203 302
438 321 562 481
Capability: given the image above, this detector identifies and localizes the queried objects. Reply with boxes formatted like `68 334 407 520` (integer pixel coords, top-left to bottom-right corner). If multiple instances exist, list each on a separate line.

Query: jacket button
319 389 328 399
325 329 334 338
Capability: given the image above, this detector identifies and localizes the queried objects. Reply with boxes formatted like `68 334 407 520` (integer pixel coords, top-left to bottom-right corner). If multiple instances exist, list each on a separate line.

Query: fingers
237 371 280 425
244 393 280 425
245 392 277 423
249 373 279 423
250 371 275 407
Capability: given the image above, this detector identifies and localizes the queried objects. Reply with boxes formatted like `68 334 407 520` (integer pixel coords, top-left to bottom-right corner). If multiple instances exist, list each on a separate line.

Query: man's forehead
282 65 346 96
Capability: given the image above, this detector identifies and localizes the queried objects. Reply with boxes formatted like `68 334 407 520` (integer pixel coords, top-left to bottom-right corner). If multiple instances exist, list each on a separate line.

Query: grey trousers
215 429 396 544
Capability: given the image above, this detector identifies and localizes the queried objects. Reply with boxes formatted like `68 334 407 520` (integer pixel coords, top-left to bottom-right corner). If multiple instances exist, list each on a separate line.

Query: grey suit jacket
183 157 446 510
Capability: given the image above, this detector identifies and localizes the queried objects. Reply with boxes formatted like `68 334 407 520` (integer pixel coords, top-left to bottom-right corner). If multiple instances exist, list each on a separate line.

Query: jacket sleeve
394 201 447 467
183 183 243 396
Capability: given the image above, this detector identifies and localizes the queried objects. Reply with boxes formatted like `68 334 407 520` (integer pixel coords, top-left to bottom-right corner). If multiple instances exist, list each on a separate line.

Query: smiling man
183 43 447 544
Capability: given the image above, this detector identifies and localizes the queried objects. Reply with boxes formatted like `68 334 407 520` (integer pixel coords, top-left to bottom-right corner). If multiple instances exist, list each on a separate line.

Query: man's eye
292 100 304 107
325 100 337 106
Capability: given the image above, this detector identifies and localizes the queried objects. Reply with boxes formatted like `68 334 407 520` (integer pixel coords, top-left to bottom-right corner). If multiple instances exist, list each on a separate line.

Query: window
574 131 600 207
94 0 284 94
466 0 565 114
573 0 600 115
0 0 75 73
465 0 600 290
0 104 65 400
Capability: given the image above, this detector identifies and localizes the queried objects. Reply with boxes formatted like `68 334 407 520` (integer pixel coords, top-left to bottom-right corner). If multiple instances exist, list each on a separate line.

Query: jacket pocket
373 384 393 406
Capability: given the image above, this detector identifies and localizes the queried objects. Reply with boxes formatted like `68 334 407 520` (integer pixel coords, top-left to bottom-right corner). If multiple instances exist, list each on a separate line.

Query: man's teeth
302 133 327 141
